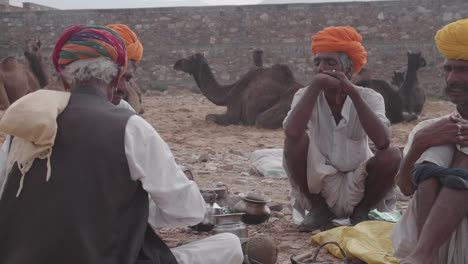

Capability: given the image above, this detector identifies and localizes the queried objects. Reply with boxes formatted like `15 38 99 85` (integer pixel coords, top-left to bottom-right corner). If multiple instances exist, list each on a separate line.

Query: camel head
407 51 427 70
252 48 264 67
24 39 42 59
392 70 405 88
173 53 207 75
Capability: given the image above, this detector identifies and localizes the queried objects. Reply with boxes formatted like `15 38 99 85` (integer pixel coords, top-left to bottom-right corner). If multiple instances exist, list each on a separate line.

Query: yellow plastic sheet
311 221 398 264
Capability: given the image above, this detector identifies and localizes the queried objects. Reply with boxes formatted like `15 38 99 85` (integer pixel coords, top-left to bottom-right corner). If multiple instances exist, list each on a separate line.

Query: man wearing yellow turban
393 18 468 264
107 24 145 114
282 26 401 231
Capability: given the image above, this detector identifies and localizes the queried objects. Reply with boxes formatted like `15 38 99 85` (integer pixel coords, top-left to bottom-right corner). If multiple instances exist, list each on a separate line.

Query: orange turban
435 18 468 60
107 24 144 63
311 26 367 73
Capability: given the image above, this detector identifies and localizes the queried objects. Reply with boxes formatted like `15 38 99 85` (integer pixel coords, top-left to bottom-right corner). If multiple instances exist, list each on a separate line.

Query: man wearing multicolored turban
282 26 401 231
107 24 145 114
393 18 468 264
0 24 243 264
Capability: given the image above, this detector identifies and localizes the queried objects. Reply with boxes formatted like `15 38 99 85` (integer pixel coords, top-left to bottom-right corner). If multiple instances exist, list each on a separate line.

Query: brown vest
0 87 177 264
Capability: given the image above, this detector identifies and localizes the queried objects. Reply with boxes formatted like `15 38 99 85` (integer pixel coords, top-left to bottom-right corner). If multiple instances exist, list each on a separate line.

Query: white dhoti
171 233 244 264
290 159 396 221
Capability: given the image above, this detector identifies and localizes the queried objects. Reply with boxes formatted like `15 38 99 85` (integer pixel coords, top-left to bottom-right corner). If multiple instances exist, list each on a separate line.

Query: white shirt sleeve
124 115 206 228
0 135 11 199
282 87 307 128
117 99 137 114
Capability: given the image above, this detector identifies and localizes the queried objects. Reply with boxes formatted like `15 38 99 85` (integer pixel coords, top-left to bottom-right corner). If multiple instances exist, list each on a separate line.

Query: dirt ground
138 89 455 264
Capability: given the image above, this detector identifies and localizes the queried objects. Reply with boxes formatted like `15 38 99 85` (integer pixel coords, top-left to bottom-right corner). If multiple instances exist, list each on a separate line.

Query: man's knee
373 145 402 171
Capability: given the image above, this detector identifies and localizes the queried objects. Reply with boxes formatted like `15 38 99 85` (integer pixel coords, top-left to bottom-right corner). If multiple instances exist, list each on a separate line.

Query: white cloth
172 233 243 264
392 114 468 264
0 115 243 264
117 99 137 113
283 86 394 218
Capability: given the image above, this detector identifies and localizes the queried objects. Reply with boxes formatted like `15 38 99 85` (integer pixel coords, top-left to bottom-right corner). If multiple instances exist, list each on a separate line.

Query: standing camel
174 52 303 129
399 51 426 115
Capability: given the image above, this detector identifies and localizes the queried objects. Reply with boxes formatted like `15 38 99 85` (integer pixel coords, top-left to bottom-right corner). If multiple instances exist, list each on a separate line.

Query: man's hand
322 70 358 96
412 116 468 153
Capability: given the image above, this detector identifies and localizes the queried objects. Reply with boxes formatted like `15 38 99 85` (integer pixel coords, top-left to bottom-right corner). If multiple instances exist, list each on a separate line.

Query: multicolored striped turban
107 24 144 63
52 24 128 73
312 26 367 73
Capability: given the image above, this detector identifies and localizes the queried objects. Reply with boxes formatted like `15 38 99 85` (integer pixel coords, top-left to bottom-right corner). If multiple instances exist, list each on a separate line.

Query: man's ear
112 66 124 88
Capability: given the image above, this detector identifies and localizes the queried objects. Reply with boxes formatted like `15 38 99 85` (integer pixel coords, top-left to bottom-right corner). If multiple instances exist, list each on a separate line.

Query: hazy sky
9 0 380 10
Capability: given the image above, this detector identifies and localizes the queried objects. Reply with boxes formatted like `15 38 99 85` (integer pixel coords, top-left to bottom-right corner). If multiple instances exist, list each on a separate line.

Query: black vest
0 87 178 264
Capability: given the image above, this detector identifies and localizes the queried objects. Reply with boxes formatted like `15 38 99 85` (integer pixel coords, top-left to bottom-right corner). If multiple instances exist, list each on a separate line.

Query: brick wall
0 0 467 95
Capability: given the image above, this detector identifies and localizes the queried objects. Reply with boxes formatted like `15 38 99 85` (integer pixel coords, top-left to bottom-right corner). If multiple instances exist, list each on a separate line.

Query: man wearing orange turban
393 18 468 264
107 24 145 114
282 26 401 231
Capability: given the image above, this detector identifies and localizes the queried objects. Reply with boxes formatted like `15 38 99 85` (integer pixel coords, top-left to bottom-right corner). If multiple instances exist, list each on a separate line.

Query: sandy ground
0 90 455 263
139 89 455 264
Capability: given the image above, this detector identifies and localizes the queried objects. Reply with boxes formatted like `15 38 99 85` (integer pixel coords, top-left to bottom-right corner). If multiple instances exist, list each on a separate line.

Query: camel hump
0 56 18 71
270 64 295 83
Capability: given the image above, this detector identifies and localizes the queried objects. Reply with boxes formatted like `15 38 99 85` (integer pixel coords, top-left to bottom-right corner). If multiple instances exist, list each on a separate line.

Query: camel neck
192 60 234 106
25 54 49 88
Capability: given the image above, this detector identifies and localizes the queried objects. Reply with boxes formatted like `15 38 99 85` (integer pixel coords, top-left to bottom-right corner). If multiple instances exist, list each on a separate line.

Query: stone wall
0 0 467 95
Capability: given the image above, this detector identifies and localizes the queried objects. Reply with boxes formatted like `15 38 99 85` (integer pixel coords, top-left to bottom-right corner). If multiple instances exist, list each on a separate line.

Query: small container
234 193 271 225
213 213 248 238
213 223 248 238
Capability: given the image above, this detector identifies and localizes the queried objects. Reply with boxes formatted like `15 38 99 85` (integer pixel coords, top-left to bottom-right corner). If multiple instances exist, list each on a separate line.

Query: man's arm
124 115 206 228
323 70 390 149
396 116 468 195
283 75 335 140
349 91 391 149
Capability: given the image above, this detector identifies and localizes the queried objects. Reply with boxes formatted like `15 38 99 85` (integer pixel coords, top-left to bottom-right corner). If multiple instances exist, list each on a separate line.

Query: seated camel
173 52 303 129
0 56 40 110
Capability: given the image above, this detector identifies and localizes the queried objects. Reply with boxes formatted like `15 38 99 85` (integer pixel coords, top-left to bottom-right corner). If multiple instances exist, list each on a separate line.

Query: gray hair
338 52 354 75
60 57 119 86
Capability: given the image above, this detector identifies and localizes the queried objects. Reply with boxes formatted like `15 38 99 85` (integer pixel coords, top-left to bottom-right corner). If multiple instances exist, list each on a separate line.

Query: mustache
445 83 468 93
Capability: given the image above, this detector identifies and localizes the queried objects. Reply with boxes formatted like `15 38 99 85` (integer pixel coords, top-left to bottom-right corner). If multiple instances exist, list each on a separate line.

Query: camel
173 52 303 129
355 69 405 123
0 56 40 110
399 51 426 115
391 70 405 88
354 67 417 124
22 39 144 114
252 49 263 68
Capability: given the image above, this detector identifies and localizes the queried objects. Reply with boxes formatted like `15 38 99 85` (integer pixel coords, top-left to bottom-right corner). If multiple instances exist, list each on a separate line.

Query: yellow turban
312 26 367 73
435 18 468 60
107 24 144 63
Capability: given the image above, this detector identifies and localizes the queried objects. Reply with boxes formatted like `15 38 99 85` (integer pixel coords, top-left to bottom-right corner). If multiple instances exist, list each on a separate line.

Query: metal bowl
214 213 245 225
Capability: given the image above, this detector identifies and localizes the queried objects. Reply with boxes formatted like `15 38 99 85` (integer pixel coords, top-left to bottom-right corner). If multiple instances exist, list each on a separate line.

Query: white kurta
283 86 395 218
0 114 243 264
392 115 468 264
